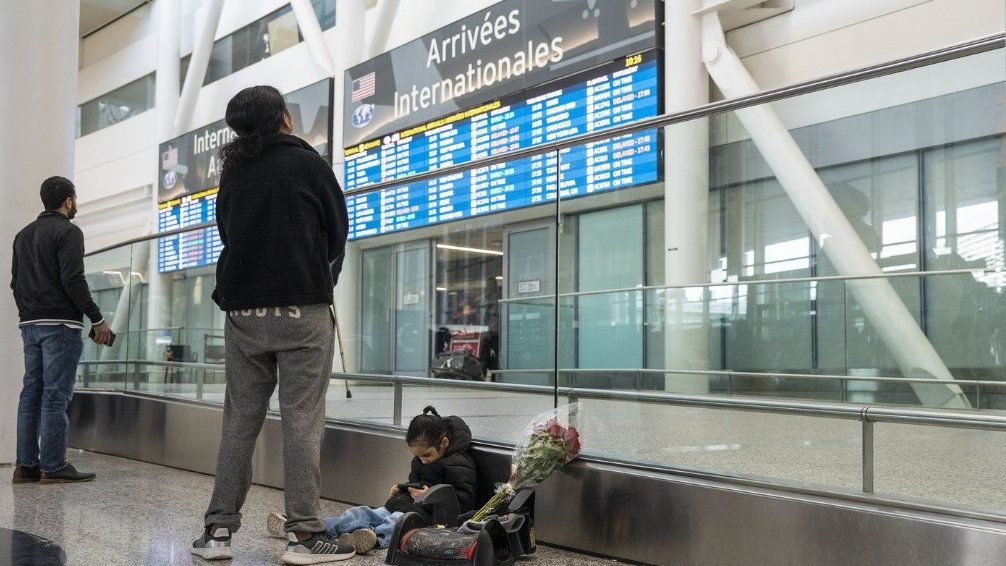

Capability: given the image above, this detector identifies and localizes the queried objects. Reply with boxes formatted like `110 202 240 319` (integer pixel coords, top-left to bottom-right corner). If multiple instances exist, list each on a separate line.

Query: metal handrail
546 268 993 299
81 33 1005 258
87 221 215 257
490 367 1006 388
79 359 224 370
450 267 999 304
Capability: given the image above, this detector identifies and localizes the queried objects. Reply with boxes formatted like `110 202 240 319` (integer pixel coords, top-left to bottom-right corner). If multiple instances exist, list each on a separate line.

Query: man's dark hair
40 176 75 211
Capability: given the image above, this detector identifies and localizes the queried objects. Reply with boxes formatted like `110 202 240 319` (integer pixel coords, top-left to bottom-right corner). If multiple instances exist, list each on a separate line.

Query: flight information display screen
345 50 660 239
155 79 332 273
157 188 222 273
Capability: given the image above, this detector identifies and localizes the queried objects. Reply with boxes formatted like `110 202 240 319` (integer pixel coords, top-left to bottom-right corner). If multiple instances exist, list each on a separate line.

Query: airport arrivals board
154 79 332 274
344 50 660 239
156 188 222 273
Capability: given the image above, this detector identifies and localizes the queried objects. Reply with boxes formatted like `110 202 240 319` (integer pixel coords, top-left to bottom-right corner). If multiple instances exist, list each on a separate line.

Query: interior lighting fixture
435 244 504 256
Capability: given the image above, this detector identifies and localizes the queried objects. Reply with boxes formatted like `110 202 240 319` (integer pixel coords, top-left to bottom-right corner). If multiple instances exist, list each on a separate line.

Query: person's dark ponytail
406 406 448 447
219 85 287 172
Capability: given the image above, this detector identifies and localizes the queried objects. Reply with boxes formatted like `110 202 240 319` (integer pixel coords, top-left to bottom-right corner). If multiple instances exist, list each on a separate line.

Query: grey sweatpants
204 303 335 534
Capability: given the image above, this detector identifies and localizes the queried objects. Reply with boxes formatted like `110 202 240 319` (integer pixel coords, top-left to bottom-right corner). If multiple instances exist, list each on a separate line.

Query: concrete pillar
0 1 81 463
174 0 224 135
664 0 711 393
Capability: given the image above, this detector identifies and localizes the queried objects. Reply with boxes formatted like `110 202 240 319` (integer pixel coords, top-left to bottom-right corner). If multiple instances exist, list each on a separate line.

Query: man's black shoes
39 463 96 484
12 465 41 483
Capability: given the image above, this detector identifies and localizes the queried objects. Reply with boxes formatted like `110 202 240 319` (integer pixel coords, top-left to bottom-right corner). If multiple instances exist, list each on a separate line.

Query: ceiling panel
80 0 148 37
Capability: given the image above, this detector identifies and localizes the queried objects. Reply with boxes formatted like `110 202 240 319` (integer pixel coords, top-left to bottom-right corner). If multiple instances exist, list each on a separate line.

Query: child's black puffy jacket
407 416 478 513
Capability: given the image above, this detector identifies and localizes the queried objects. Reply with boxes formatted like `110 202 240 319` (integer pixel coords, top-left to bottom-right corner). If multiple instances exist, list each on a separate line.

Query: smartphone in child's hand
397 482 423 492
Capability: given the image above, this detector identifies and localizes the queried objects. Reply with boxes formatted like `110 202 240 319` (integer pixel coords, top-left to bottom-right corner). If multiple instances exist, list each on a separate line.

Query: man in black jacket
9 176 111 484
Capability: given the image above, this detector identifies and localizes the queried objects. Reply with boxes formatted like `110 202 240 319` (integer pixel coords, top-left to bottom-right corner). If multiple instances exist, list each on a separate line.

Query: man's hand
90 321 112 346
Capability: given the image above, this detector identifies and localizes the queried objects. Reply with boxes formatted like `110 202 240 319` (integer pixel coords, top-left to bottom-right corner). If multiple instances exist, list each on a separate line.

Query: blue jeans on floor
324 506 403 549
16 324 83 473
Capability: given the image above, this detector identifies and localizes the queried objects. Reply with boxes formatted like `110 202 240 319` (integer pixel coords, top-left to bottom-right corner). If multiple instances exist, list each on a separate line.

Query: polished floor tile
0 450 617 565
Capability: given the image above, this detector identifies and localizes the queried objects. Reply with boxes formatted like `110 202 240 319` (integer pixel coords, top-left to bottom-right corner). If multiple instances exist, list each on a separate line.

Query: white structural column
291 0 367 371
0 2 81 462
290 0 337 76
174 0 225 135
700 13 968 408
664 0 711 393
143 0 184 364
366 0 401 59
330 0 367 372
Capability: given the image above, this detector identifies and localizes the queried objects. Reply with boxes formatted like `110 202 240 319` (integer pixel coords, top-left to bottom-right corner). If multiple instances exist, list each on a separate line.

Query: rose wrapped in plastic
471 403 582 521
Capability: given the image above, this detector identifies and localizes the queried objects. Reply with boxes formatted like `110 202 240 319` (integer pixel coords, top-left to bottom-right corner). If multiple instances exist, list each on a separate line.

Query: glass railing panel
399 383 554 445
78 242 134 388
566 397 863 492
552 273 1005 409
875 422 1006 515
129 361 225 402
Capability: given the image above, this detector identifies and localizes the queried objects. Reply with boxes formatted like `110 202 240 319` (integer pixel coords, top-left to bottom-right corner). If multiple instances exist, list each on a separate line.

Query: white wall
729 0 1005 90
80 2 155 69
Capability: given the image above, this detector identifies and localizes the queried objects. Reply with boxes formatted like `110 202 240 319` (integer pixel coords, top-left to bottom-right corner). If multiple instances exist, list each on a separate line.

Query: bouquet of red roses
471 403 582 521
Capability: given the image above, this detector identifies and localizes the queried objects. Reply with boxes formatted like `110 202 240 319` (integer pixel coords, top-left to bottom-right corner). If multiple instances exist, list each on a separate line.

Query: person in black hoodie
265 406 478 554
191 86 352 564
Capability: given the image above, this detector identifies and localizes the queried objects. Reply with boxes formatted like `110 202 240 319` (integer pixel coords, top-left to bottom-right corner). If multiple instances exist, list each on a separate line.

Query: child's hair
406 406 448 448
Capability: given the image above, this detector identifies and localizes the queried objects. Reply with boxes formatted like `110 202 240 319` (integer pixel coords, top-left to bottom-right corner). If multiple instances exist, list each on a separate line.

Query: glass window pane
576 205 645 378
361 247 392 374
924 136 1006 374
205 35 233 84
229 26 251 74
312 0 336 30
77 73 155 137
816 155 921 372
266 8 299 58
395 245 430 374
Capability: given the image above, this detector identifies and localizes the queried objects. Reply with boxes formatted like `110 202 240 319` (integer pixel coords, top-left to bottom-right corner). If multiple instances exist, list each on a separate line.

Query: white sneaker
338 528 378 554
281 532 355 564
191 527 233 560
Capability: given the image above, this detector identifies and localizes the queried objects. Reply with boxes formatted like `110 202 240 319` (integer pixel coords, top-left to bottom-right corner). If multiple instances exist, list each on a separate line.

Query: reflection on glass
361 247 393 374
77 73 155 137
434 232 504 379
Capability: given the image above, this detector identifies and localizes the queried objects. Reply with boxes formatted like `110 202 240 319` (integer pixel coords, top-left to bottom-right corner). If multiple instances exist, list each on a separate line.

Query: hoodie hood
443 415 472 456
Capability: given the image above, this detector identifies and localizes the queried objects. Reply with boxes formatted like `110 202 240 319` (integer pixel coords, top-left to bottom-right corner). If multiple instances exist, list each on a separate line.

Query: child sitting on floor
267 406 477 553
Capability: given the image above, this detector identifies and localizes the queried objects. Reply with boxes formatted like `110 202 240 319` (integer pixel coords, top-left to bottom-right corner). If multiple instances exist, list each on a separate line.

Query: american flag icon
162 146 178 170
351 72 376 102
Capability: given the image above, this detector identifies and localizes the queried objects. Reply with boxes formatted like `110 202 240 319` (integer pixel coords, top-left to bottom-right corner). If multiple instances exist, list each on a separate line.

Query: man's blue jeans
324 506 403 549
17 324 84 473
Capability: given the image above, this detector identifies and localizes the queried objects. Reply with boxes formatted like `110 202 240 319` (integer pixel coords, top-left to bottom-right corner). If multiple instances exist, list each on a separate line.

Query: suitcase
432 351 484 381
